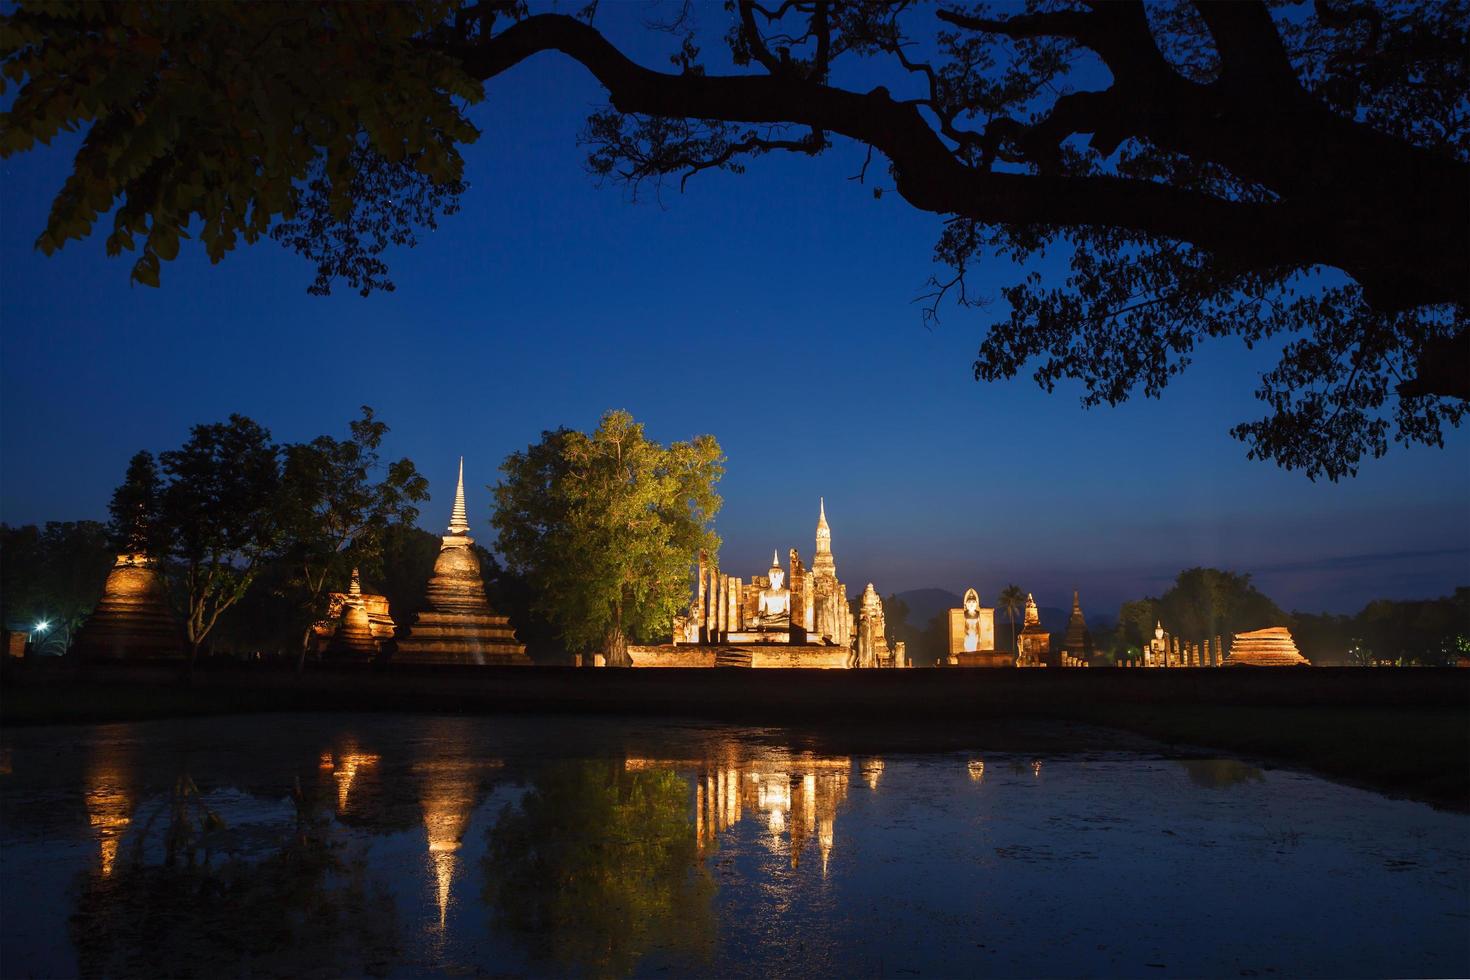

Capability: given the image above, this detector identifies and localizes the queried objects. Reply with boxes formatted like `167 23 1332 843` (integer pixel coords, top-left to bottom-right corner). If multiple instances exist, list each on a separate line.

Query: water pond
1 713 1465 978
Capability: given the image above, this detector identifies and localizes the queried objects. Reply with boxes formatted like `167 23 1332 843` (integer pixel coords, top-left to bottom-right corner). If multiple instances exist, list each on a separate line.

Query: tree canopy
3 1 1466 478
492 409 722 665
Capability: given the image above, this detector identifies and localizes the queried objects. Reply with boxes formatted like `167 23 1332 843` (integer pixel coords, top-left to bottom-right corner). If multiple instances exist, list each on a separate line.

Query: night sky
2 6 1467 617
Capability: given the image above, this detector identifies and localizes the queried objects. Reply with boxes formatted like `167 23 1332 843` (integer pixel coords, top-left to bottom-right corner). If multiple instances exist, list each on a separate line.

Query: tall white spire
447 457 470 535
771 548 780 568
815 496 832 555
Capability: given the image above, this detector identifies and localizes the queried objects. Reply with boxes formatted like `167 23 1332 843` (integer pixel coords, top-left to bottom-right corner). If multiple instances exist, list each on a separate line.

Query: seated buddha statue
753 551 791 630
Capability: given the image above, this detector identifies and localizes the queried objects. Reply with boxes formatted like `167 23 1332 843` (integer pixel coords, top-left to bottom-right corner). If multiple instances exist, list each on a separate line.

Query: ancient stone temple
314 568 397 660
394 458 530 666
640 499 862 668
1016 593 1051 667
854 583 891 668
1223 626 1310 666
1063 590 1093 662
948 587 1011 666
72 552 182 660
321 568 383 661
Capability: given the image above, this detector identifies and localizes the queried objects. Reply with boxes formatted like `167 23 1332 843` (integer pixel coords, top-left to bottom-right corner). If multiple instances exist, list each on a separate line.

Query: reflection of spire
331 750 379 812
967 759 985 783
420 760 479 932
862 759 884 792
85 746 133 878
447 457 470 535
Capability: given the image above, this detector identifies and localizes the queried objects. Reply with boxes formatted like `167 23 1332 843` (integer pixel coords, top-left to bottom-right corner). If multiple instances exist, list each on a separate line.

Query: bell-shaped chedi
1223 626 1310 666
325 568 379 661
72 552 182 660
394 458 530 665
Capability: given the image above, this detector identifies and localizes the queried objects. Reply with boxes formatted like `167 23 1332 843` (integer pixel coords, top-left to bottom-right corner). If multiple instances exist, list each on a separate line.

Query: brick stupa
394 458 530 665
1223 626 1310 666
72 552 182 660
325 568 380 661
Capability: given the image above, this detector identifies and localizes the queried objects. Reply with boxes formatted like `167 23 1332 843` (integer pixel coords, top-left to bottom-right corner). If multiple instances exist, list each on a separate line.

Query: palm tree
998 585 1025 657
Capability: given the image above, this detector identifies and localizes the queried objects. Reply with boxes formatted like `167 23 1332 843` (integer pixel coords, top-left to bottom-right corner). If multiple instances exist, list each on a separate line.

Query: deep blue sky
2 4 1467 617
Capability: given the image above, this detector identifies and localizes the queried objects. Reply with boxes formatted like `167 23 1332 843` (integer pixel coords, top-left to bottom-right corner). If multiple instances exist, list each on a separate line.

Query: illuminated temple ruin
1223 626 1310 666
316 568 397 661
395 459 531 666
947 587 1008 667
632 500 899 668
72 551 182 660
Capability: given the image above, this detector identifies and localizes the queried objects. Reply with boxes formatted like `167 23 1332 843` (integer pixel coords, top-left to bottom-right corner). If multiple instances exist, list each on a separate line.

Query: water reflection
679 754 852 874
420 755 493 931
84 742 134 878
484 759 715 978
1 716 1462 979
1180 758 1265 789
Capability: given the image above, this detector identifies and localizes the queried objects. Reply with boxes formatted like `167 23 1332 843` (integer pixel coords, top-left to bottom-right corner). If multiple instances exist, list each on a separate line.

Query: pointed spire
772 548 780 568
818 496 828 527
1072 589 1081 612
349 567 362 598
447 457 470 535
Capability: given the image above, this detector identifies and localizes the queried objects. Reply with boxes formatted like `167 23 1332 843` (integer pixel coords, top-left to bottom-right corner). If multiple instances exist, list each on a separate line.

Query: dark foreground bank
3 661 1467 808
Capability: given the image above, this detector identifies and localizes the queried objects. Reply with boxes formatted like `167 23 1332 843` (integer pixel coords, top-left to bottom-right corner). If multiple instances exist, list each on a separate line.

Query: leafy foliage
156 414 283 660
278 406 428 663
5 0 1467 476
492 410 722 663
0 1 480 294
0 520 114 651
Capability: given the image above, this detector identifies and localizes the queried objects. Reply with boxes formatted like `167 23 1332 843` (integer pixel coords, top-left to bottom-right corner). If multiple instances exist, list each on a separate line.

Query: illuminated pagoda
72 551 182 660
394 458 530 665
1223 626 1311 666
1016 593 1051 667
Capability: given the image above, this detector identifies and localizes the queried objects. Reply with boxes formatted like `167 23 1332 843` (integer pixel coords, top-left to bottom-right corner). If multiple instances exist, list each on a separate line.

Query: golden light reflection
418 758 494 932
968 759 986 783
862 759 884 792
84 745 134 878
636 750 853 876
1031 759 1043 778
324 750 379 812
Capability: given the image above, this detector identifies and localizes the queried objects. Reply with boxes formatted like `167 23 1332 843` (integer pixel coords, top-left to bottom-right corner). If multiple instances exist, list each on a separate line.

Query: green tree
278 406 428 669
0 521 114 653
107 451 164 555
493 410 723 666
4 2 1466 478
482 760 715 977
997 584 1025 656
156 415 283 665
1116 598 1160 659
1155 567 1285 644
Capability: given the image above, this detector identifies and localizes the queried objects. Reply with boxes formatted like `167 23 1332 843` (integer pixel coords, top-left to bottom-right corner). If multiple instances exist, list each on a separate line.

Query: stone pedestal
72 553 182 660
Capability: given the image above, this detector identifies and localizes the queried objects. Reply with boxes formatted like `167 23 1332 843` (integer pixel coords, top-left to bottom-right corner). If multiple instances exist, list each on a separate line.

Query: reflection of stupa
419 759 481 931
321 748 380 813
395 459 531 665
84 745 135 877
72 552 181 660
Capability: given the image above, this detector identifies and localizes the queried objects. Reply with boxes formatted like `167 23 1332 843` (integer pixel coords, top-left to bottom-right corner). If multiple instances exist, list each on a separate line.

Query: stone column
727 577 739 634
706 564 719 637
716 575 728 637
696 551 708 643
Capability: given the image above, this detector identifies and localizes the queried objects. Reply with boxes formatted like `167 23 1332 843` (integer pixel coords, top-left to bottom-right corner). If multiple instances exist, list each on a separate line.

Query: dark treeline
0 408 564 665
